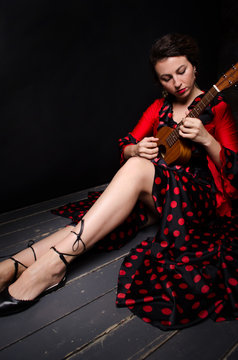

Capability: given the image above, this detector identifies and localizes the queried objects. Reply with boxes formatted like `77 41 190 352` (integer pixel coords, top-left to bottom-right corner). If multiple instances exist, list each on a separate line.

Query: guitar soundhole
158 144 166 159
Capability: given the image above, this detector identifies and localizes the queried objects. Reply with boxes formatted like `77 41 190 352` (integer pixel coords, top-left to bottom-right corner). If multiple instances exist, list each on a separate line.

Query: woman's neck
173 85 203 107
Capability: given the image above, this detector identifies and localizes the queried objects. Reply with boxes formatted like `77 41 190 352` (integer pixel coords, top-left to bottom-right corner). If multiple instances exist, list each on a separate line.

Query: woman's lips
176 88 187 95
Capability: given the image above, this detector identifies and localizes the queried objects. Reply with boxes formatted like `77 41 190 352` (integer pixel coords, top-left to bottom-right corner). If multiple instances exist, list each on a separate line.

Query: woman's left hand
179 117 211 146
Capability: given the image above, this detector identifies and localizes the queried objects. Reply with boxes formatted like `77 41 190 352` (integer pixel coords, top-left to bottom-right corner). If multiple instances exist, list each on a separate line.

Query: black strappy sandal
0 240 37 291
0 220 86 316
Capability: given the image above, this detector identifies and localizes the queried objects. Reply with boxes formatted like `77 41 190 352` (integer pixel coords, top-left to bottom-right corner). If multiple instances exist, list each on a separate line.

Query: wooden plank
145 319 238 360
69 315 177 360
0 256 123 349
0 291 131 360
0 216 70 253
0 184 107 224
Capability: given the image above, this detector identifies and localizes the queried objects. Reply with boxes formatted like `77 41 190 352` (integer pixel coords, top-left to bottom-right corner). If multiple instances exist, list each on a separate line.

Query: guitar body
155 126 192 165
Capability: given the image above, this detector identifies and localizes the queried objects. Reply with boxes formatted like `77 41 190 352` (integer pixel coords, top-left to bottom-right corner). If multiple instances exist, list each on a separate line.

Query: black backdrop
0 0 238 213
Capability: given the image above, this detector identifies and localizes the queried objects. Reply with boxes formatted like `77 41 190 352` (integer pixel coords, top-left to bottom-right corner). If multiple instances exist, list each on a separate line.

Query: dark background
0 0 238 213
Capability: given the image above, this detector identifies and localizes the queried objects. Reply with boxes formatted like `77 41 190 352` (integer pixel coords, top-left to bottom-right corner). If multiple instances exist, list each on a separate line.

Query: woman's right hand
134 137 159 160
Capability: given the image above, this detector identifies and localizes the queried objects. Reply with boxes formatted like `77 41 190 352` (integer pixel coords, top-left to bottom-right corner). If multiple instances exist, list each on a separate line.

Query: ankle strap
51 246 80 267
28 240 37 261
70 219 86 252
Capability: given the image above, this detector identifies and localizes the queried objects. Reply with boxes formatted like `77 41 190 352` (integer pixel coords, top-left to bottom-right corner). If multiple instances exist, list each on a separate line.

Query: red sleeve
211 101 238 151
130 99 164 141
205 101 238 216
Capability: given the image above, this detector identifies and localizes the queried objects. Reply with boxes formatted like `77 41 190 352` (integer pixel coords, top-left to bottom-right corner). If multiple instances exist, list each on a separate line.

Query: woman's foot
8 249 66 302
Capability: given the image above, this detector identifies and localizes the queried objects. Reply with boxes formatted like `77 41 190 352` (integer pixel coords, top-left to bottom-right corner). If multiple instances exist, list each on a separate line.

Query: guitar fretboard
166 86 219 147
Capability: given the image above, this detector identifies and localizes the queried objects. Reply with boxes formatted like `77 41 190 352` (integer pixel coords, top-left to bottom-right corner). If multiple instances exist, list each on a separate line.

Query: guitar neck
169 86 220 145
187 86 219 119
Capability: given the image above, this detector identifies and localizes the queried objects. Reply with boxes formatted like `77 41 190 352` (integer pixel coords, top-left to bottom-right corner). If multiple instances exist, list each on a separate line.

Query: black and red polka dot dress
52 94 238 330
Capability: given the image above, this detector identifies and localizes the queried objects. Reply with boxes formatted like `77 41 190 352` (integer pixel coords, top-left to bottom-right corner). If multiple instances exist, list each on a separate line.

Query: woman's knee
122 157 155 189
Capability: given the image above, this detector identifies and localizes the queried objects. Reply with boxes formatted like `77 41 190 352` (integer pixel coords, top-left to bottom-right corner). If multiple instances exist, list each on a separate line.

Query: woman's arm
122 99 163 161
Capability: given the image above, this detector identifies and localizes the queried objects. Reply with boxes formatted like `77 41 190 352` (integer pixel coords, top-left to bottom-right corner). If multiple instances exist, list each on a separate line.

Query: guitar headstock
215 62 238 91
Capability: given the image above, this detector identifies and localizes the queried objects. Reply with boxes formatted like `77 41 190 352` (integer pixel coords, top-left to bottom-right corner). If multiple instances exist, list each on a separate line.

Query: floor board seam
221 341 238 360
63 314 135 359
0 287 117 352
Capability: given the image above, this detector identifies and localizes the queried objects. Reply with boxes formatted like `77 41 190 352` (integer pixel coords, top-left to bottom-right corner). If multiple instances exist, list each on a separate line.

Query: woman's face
154 56 196 101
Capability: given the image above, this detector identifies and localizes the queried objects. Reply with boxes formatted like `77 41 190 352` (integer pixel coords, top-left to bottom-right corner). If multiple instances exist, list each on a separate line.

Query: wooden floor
1 184 238 360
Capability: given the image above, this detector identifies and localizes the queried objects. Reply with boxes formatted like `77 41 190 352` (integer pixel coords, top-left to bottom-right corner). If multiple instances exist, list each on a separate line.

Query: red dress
53 94 238 330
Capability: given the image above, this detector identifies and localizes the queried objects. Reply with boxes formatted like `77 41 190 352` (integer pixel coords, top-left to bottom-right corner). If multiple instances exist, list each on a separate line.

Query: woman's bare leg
0 226 76 292
7 157 156 301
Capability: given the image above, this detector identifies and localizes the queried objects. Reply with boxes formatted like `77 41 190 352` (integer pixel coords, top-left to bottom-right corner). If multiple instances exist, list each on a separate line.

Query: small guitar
155 62 238 165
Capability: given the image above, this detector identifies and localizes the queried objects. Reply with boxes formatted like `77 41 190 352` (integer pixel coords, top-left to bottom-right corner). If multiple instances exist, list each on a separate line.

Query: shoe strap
70 219 86 252
10 257 28 282
50 246 78 266
27 240 37 261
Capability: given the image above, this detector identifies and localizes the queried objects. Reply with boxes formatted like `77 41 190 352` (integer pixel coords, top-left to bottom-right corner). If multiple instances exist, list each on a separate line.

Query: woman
0 33 238 330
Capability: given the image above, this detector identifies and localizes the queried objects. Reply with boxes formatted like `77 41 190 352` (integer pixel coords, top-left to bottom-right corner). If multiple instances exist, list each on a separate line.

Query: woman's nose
173 76 181 88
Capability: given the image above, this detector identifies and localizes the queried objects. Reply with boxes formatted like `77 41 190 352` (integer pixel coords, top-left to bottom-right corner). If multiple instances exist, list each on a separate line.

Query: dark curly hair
150 33 200 84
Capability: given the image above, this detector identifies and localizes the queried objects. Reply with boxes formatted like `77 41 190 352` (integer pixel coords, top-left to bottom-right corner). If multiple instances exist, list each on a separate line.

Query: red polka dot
178 218 185 225
173 230 180 237
225 255 234 262
157 266 164 273
142 317 151 323
179 283 188 289
182 256 190 263
139 289 148 294
171 201 177 208
164 227 169 235
194 275 201 283
161 320 172 326
167 214 173 222
185 265 194 272
119 270 126 275
161 241 169 248
166 281 173 288
150 274 157 281
136 248 144 253
198 310 208 319
161 307 172 315
135 280 143 285
143 305 153 312
144 296 154 302
155 177 162 184
182 176 189 183
228 278 238 286
180 318 190 324
125 262 132 268
131 255 138 260
192 301 200 310
162 294 170 301
155 283 162 290
185 293 195 300
195 251 203 258
174 187 180 195
177 304 184 314
174 273 182 279
126 299 135 306
117 293 126 298
187 211 194 217
182 202 188 208
201 285 210 293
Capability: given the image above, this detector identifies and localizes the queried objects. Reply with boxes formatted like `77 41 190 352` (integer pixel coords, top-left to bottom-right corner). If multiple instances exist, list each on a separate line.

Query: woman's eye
178 68 186 75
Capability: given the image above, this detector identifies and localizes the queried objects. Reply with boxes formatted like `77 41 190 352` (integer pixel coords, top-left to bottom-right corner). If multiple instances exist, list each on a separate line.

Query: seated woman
0 33 238 330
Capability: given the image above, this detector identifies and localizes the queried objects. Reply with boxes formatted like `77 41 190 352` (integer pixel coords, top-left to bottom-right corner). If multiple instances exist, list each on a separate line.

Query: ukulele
155 62 238 165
